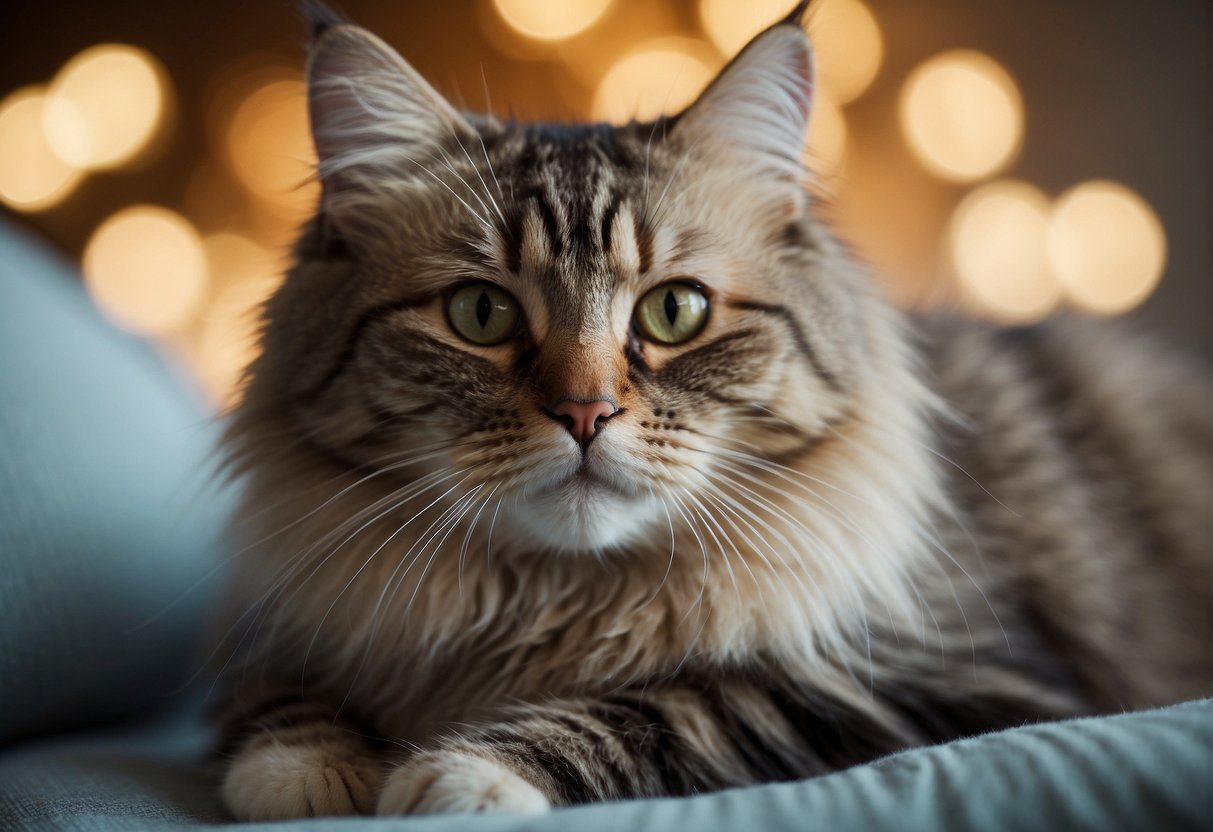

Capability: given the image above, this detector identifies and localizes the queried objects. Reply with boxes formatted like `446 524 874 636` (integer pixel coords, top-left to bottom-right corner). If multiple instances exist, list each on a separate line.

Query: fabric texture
0 698 1209 831
0 221 234 745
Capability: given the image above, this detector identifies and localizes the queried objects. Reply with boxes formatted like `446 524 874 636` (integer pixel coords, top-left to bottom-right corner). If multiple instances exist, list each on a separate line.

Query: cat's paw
222 742 383 821
377 750 551 816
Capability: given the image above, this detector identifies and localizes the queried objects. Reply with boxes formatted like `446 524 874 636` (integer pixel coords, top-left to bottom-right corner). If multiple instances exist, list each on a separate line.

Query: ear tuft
299 0 349 42
674 18 814 184
306 24 472 192
782 0 813 28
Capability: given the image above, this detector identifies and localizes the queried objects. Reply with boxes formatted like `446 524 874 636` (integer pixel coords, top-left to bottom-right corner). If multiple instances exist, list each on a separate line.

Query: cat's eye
447 283 521 345
634 283 709 345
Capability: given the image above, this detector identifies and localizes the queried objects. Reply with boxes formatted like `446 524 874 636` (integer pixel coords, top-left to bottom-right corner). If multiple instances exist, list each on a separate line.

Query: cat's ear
306 20 472 196
673 5 814 195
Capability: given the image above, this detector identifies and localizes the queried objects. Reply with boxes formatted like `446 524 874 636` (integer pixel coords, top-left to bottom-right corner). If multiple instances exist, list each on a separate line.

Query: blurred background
0 0 1207 410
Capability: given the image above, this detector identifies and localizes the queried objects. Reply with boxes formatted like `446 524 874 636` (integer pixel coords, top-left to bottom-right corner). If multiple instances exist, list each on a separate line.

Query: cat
212 1 1213 820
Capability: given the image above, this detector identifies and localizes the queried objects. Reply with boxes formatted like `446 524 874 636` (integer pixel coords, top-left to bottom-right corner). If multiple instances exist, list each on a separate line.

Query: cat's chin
508 475 660 555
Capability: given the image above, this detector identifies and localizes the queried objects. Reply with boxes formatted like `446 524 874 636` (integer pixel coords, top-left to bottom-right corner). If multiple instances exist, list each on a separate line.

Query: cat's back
915 313 1212 706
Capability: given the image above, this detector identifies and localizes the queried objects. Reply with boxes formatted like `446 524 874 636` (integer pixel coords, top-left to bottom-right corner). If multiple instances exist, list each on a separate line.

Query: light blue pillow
0 695 1209 830
0 221 235 744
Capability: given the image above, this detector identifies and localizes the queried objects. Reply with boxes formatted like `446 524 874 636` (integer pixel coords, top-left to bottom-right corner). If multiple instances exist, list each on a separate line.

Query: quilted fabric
0 698 1209 831
0 222 234 745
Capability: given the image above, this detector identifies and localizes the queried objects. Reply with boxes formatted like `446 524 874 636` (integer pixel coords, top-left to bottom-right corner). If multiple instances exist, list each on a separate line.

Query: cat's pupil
476 292 492 328
664 290 678 326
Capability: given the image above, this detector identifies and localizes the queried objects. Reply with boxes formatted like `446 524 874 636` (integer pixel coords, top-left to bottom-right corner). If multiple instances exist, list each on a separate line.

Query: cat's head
239 3 921 561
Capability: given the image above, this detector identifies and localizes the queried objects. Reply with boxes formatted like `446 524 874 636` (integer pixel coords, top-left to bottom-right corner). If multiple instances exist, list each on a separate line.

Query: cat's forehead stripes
482 125 654 344
493 127 640 276
604 201 641 276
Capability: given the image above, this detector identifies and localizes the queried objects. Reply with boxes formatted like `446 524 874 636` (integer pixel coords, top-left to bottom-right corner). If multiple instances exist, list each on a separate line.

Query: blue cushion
0 698 1208 830
0 222 235 744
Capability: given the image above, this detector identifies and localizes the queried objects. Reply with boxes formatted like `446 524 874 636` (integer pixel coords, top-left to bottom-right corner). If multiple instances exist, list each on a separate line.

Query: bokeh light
593 38 716 123
1048 180 1166 315
949 180 1060 321
224 77 319 220
0 4 1194 414
0 86 84 211
43 44 168 170
698 0 882 104
699 0 791 56
83 205 208 336
492 0 612 42
183 157 249 235
805 91 847 176
809 0 883 104
900 50 1023 182
196 233 282 407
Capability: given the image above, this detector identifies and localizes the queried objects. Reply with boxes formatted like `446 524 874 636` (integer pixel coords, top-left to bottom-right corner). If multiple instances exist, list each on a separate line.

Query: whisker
190 468 462 694
701 436 1002 665
637 496 678 610
436 144 504 229
336 483 484 716
681 488 756 610
485 493 505 571
396 151 493 232
647 135 701 225
458 483 500 597
665 494 711 636
697 480 818 605
296 471 474 680
137 441 466 632
402 485 485 619
450 133 507 227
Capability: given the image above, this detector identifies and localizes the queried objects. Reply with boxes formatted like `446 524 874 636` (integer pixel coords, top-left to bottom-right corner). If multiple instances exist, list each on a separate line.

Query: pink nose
551 399 618 448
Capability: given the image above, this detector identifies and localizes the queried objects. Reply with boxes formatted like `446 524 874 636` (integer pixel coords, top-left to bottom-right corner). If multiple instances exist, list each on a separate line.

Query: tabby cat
214 2 1213 820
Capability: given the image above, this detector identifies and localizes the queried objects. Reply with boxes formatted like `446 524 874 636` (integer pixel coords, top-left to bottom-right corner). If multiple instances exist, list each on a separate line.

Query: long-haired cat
213 2 1213 820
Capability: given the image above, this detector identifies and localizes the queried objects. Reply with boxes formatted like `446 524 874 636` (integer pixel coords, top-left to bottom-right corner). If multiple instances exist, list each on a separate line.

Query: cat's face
249 13 868 555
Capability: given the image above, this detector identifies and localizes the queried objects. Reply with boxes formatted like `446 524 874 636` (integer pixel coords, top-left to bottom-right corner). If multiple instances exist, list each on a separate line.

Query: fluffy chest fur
224 347 942 743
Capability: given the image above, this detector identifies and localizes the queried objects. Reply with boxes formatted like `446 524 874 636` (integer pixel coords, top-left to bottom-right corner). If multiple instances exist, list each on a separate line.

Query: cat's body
213 5 1212 821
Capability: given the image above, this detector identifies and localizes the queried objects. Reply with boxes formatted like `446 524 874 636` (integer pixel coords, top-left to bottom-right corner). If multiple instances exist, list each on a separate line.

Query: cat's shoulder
908 310 1212 428
911 311 1208 381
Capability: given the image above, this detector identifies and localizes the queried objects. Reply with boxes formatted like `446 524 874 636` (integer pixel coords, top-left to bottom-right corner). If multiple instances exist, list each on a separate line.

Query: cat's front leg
377 748 552 815
217 683 384 821
376 692 682 816
377 680 867 815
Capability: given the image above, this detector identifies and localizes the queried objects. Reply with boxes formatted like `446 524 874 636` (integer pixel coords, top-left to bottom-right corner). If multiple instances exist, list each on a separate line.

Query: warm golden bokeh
193 233 283 407
1048 181 1166 316
43 44 169 170
82 205 208 336
0 86 84 212
592 38 717 123
492 0 613 42
0 2 1190 413
809 0 882 104
224 76 319 222
949 181 1060 321
699 0 882 104
698 0 790 56
900 50 1023 183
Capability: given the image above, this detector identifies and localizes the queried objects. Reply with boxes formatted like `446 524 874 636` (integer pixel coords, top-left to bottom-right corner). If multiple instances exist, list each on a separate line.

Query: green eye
634 283 709 344
447 283 520 345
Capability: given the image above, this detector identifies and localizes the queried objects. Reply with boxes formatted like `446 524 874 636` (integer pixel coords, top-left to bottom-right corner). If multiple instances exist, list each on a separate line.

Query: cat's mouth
545 465 625 497
525 448 644 503
513 458 659 553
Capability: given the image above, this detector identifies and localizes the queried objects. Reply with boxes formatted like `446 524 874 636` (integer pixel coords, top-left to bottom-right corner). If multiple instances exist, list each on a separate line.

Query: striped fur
211 4 1213 820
